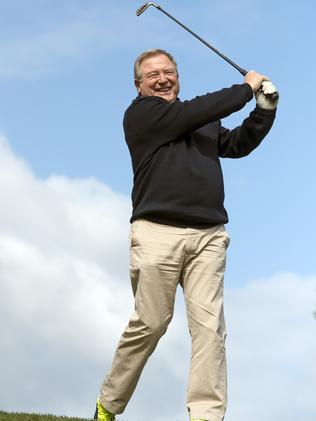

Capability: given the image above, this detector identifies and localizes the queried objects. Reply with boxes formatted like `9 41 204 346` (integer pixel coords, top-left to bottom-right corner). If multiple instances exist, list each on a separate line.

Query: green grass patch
0 412 92 421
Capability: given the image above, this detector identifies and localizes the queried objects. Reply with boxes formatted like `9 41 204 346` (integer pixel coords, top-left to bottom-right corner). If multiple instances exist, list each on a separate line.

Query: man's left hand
255 81 279 110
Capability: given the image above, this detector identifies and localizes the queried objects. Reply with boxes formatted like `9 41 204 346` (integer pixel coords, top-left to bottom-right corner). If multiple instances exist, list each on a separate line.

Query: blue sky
0 1 315 420
0 0 315 282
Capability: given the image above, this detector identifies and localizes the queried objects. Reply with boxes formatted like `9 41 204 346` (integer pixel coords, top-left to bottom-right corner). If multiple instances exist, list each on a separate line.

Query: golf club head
136 2 159 16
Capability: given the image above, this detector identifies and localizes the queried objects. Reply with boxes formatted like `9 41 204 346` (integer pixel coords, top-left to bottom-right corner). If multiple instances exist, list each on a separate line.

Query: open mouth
156 87 171 93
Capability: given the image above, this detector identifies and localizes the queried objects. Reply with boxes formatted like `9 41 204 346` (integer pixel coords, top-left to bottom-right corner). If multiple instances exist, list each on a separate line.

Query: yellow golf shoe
93 397 115 421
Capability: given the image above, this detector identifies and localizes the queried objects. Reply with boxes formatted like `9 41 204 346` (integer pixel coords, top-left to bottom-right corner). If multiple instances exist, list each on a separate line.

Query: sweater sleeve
218 106 277 158
124 83 253 147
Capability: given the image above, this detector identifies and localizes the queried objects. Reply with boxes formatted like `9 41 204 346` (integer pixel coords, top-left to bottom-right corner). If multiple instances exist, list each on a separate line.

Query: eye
147 72 159 79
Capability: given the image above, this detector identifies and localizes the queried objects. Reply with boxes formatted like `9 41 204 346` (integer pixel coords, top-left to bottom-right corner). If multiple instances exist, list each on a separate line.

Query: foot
94 397 116 421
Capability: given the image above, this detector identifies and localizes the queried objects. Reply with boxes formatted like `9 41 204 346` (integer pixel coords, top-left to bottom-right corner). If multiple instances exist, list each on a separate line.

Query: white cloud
225 273 316 421
0 135 315 421
0 135 133 415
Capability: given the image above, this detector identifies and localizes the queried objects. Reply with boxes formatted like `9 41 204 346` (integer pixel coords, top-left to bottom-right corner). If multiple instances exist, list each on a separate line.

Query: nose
157 72 167 83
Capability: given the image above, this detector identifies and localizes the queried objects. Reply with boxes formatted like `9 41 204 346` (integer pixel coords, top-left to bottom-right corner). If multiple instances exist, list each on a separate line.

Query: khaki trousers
100 219 230 421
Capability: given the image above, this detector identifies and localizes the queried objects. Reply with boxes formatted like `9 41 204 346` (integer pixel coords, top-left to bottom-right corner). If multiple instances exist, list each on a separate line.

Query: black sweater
123 83 276 228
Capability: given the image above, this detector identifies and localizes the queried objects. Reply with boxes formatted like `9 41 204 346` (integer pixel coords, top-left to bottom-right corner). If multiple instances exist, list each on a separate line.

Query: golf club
136 2 247 76
136 2 279 101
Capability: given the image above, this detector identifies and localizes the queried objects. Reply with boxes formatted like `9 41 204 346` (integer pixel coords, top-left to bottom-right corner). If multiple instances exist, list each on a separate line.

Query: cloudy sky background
0 1 315 421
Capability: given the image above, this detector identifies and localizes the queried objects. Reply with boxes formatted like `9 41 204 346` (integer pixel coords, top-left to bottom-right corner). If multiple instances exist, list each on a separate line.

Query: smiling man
94 49 278 421
134 51 180 102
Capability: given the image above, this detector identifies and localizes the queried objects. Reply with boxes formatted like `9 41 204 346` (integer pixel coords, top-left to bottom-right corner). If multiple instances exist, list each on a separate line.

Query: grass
0 412 93 421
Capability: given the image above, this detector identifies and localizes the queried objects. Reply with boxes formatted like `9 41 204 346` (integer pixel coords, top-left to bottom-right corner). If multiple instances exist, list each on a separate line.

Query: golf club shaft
137 3 247 76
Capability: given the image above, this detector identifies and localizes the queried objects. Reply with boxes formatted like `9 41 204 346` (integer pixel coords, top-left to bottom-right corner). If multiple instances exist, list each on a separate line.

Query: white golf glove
255 80 279 110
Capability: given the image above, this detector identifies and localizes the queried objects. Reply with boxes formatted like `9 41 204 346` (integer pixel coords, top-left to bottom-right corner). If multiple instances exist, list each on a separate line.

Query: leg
100 219 185 414
181 225 229 421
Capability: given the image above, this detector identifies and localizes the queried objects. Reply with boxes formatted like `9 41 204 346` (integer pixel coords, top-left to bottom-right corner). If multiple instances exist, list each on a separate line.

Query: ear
134 79 142 95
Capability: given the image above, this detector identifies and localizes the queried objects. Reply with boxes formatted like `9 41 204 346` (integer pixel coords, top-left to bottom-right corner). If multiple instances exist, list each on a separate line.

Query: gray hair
134 49 178 81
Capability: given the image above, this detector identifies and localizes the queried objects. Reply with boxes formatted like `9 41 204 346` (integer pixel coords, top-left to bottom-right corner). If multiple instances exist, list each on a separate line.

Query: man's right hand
244 70 269 92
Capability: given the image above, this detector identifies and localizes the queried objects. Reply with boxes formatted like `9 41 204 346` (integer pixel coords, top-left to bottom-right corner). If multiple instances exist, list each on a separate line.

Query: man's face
135 54 180 103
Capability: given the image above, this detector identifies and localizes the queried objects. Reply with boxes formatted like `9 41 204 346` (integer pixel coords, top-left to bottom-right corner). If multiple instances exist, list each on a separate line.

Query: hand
244 70 269 92
255 80 279 110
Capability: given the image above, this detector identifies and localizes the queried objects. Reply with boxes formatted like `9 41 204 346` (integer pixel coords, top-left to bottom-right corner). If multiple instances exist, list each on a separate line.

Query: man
94 49 278 421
